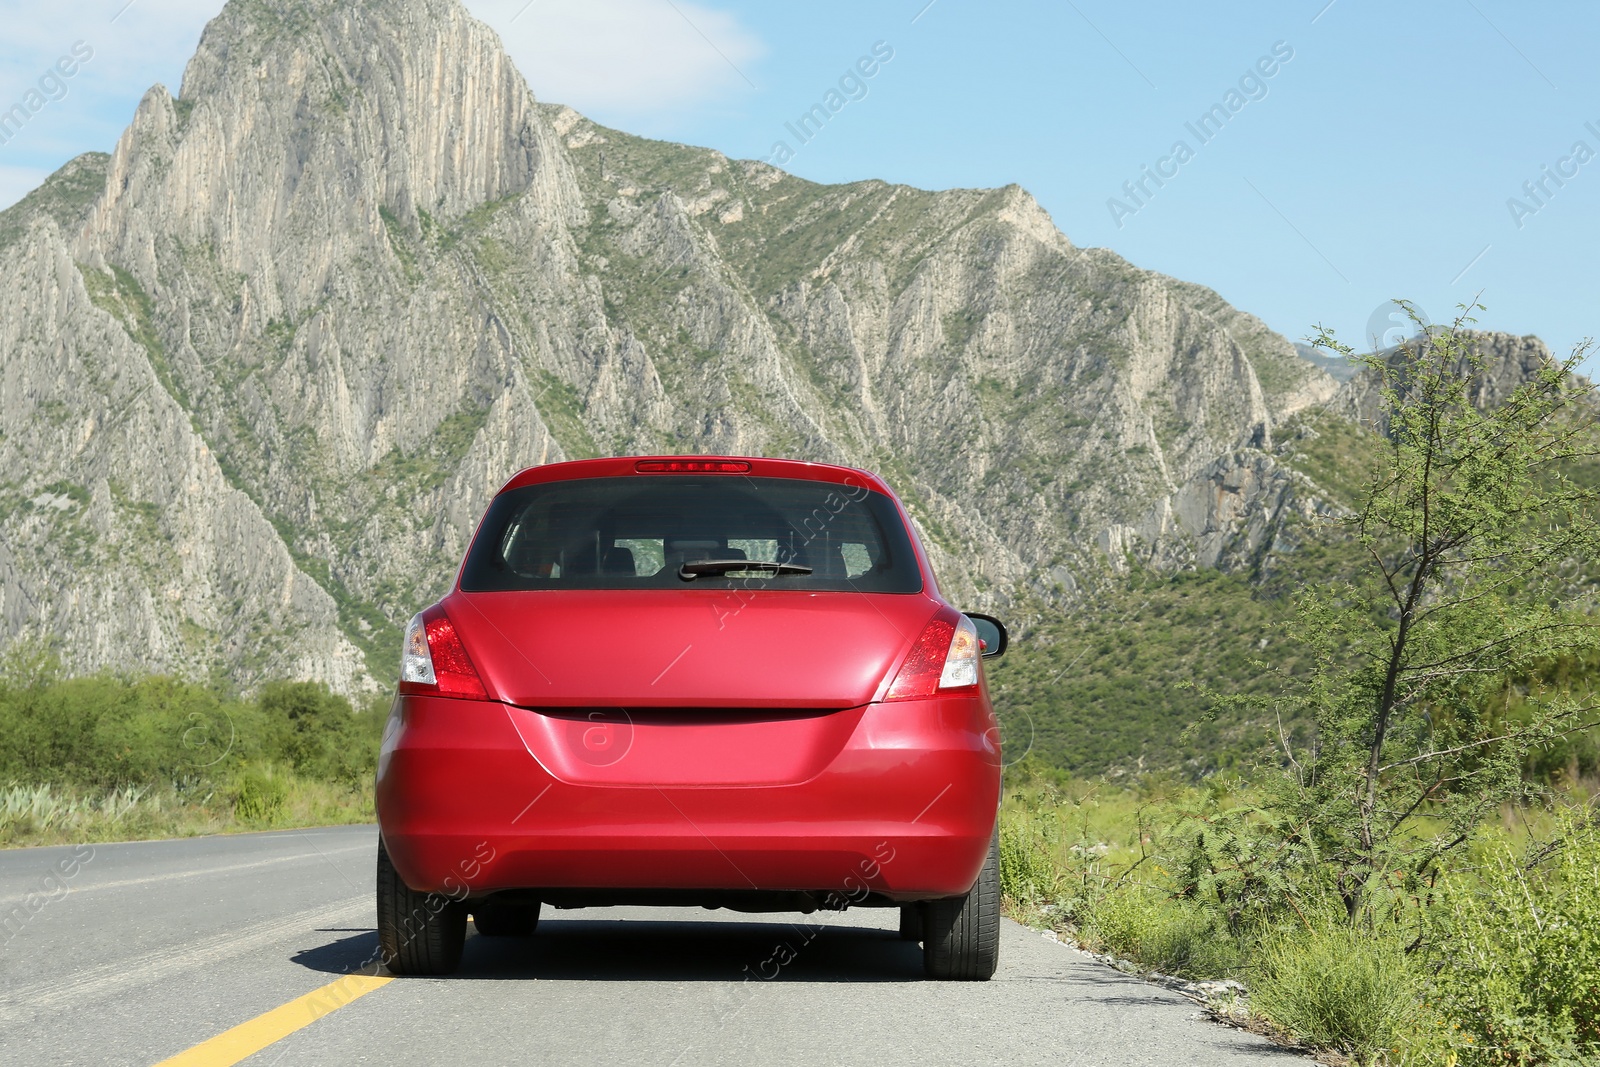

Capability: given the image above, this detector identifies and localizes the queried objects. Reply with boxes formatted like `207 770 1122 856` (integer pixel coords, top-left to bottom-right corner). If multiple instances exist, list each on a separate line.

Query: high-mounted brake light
884 610 982 701
398 607 487 699
635 459 751 473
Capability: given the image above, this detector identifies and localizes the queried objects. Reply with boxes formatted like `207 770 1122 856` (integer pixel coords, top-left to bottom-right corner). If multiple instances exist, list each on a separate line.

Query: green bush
1086 889 1240 979
257 680 386 783
0 652 386 844
231 764 289 823
0 657 384 790
999 818 1063 906
0 673 228 787
1425 818 1600 1065
1249 925 1419 1063
999 771 1600 1063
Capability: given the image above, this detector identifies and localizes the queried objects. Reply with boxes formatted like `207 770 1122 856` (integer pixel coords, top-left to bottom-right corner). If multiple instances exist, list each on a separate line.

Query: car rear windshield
459 475 923 593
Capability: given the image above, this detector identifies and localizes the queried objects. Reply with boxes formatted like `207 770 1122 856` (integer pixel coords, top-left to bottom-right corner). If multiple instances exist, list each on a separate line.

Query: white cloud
463 0 764 114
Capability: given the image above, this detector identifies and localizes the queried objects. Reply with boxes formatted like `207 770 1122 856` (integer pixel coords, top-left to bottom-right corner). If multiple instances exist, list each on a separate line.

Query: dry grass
0 772 373 849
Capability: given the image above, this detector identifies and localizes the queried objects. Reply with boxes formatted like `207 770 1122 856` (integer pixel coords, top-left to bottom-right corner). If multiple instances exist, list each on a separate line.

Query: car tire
922 828 999 980
473 901 540 937
898 904 923 942
376 839 467 976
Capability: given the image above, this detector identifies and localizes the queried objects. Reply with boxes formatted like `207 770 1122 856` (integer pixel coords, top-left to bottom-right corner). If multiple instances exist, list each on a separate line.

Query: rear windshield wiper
677 559 814 581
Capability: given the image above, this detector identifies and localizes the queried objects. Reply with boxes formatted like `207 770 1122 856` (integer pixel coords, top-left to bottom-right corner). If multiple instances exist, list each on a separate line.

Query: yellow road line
153 973 393 1066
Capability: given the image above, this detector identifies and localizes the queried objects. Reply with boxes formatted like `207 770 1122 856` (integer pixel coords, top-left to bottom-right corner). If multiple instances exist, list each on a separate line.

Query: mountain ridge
0 0 1541 697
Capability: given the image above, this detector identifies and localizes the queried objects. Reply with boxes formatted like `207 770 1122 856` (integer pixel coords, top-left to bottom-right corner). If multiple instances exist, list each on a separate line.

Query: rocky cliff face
1 0 1352 692
1174 331 1579 586
0 160 368 691
1331 331 1560 430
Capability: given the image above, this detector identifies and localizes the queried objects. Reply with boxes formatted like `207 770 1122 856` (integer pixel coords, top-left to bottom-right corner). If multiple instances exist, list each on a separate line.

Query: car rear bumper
375 693 1000 903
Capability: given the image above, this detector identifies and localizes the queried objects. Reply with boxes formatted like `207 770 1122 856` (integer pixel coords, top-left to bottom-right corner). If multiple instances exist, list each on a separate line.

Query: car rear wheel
377 839 467 976
922 828 999 980
898 904 923 942
473 901 540 937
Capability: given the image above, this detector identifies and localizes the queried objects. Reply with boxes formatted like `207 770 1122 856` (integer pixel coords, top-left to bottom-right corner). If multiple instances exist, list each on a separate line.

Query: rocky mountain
0 0 1408 696
1331 331 1562 429
1293 341 1361 383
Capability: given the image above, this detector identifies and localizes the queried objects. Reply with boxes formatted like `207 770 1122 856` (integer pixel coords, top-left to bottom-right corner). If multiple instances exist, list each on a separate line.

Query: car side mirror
964 613 1007 658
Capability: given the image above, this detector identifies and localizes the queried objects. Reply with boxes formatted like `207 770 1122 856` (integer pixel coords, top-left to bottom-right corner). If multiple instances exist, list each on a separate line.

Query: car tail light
884 610 982 700
399 606 487 699
635 459 751 473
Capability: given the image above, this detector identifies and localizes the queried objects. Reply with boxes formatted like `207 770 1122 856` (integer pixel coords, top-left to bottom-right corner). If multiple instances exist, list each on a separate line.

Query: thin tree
1280 302 1600 923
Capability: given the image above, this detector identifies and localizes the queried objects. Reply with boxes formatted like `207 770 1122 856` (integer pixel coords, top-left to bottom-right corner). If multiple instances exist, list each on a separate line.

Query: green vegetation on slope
1272 405 1386 508
987 329 1600 782
551 107 1004 302
979 404 1384 775
78 263 190 410
989 571 1308 775
302 403 494 683
0 153 108 254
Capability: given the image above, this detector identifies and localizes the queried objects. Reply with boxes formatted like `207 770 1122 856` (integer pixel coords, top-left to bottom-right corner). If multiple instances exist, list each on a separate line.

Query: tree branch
1378 710 1600 773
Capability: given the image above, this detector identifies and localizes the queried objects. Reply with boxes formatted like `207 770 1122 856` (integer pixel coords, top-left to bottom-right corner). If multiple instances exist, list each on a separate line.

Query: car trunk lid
445 589 936 709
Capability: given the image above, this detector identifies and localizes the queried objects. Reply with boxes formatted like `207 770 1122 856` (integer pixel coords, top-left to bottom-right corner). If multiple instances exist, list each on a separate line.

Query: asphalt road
0 826 1307 1066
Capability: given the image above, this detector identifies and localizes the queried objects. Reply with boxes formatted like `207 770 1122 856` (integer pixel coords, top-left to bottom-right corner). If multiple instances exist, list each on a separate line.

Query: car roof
496 456 898 497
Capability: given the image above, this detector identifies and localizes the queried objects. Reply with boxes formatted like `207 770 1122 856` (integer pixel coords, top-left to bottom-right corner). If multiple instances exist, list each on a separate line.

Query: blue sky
2 0 1596 365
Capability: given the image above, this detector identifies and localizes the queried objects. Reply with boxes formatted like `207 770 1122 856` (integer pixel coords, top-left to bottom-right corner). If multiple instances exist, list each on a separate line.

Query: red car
375 456 1008 980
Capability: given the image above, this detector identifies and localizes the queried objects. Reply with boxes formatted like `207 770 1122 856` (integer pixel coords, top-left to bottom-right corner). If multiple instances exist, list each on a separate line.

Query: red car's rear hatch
445 589 938 787
445 589 934 709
